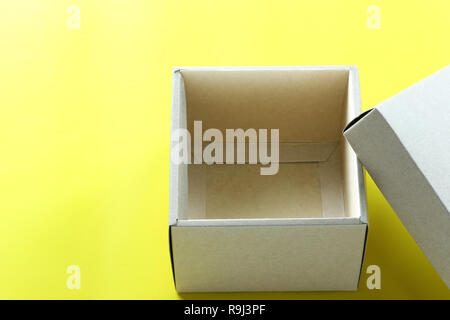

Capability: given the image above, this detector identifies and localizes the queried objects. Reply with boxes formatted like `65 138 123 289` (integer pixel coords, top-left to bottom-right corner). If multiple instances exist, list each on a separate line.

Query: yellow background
0 0 449 299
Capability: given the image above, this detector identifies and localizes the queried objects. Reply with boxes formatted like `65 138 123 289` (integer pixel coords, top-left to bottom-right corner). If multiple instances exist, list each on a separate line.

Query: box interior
176 69 361 220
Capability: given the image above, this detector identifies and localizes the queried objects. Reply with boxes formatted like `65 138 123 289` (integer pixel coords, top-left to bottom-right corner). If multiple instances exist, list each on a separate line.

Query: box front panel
171 224 367 292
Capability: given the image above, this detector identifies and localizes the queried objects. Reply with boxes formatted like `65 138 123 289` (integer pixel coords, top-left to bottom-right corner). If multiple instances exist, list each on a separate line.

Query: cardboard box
344 66 450 288
169 66 368 292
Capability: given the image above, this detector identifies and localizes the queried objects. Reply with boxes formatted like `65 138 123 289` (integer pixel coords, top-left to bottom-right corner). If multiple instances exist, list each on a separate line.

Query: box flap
344 65 450 287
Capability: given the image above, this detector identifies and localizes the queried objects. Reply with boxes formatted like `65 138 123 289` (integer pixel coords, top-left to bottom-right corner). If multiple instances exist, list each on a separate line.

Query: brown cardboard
169 66 368 292
344 66 450 288
182 69 348 142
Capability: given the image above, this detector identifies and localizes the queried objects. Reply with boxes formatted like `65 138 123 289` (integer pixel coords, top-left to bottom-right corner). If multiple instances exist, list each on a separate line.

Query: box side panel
171 224 367 292
341 66 368 222
169 70 188 225
318 145 345 218
344 109 450 287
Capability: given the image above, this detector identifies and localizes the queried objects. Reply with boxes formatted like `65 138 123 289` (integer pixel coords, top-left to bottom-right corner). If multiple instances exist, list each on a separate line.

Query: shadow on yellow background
0 0 448 299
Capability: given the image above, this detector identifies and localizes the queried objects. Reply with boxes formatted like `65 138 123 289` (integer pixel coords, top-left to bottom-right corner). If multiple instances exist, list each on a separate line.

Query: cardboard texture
171 225 367 292
169 66 368 292
344 66 450 288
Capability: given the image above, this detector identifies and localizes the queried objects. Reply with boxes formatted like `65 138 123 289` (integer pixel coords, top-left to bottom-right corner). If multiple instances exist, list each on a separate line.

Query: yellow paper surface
0 0 449 299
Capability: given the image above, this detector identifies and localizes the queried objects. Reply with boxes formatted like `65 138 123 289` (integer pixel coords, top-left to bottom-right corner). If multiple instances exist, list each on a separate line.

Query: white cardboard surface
344 65 450 287
172 224 367 292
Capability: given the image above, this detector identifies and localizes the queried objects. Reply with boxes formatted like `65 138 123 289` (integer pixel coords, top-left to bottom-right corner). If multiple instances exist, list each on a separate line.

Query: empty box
169 66 368 292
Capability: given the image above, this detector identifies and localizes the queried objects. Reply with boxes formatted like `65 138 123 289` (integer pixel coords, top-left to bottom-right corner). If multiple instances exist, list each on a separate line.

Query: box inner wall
179 69 353 220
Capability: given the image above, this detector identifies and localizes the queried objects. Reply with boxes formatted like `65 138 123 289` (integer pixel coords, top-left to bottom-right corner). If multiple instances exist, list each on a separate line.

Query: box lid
343 65 450 287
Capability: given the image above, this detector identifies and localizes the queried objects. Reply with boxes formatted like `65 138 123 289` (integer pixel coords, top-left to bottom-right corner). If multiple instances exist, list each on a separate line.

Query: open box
169 66 368 292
